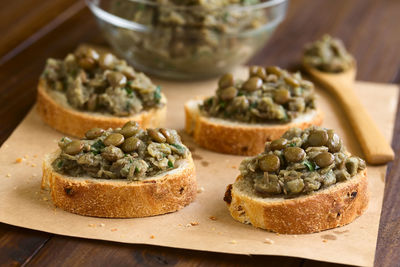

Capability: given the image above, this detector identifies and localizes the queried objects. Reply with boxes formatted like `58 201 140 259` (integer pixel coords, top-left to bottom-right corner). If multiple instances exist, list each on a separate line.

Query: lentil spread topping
303 34 354 73
42 47 164 116
200 66 317 123
240 126 366 196
52 121 189 181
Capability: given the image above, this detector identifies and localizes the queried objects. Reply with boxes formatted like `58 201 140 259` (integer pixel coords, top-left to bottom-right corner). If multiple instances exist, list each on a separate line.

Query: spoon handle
330 82 394 164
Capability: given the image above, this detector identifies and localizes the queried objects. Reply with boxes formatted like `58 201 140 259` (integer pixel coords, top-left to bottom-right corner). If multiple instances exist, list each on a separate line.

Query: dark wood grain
0 0 399 266
0 0 83 60
0 225 50 266
26 236 302 267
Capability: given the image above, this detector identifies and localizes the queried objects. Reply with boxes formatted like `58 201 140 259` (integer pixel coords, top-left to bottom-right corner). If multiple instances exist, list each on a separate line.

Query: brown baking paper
0 68 398 266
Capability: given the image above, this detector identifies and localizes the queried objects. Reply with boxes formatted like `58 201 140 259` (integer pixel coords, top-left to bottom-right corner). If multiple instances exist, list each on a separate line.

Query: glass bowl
86 0 289 80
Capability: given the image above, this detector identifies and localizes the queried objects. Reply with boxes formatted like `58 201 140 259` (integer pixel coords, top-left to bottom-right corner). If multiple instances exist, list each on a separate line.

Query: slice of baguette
37 78 167 137
224 169 368 234
42 151 197 218
185 99 323 156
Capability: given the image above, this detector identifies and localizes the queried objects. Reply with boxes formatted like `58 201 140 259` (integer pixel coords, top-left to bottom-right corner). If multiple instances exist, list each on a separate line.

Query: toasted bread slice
224 169 368 234
185 99 323 156
37 78 167 137
42 151 197 218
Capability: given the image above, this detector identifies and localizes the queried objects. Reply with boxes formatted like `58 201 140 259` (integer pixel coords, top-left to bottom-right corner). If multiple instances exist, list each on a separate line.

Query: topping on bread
224 126 368 234
42 122 196 218
37 46 166 137
240 126 366 196
185 66 323 155
42 46 163 116
200 66 316 123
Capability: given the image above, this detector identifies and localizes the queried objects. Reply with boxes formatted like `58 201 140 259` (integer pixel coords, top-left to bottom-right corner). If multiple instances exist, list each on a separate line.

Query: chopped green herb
171 143 185 154
303 160 315 171
249 102 258 109
91 140 105 155
237 91 244 96
222 12 229 22
289 143 296 147
124 87 133 95
134 166 139 174
168 160 174 168
56 160 64 168
219 101 226 108
241 0 258 5
138 3 145 10
154 86 162 103
205 97 213 106
127 80 132 86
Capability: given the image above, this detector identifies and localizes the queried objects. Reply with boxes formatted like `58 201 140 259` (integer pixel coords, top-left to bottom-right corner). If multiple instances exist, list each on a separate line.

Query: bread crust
224 170 368 234
184 100 323 156
42 152 197 218
37 78 167 137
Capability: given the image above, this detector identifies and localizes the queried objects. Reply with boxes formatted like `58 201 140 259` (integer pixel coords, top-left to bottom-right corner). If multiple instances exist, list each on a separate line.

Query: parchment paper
0 68 398 266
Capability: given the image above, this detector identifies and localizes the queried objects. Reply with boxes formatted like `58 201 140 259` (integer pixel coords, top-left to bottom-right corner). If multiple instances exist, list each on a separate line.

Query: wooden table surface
1 0 399 266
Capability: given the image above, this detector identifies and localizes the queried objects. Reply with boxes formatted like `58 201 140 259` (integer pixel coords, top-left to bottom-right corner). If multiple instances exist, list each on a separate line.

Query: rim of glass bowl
86 0 288 36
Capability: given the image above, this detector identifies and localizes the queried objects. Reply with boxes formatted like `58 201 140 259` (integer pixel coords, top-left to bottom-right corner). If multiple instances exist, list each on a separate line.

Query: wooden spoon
303 63 394 165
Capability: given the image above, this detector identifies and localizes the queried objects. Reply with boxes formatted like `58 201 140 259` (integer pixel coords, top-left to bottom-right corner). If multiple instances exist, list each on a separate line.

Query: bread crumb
42 197 48 201
197 187 205 193
31 163 37 167
231 165 237 169
15 158 23 163
264 238 274 244
99 223 105 227
209 216 217 221
32 174 37 177
4 144 8 148
150 235 155 239
178 223 182 226
211 227 216 231
229 240 237 244
293 235 297 238
33 155 38 158
322 239 327 243
6 173 11 178
24 155 29 159
88 224 96 228
275 233 280 236
185 222 199 227
111 228 118 232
